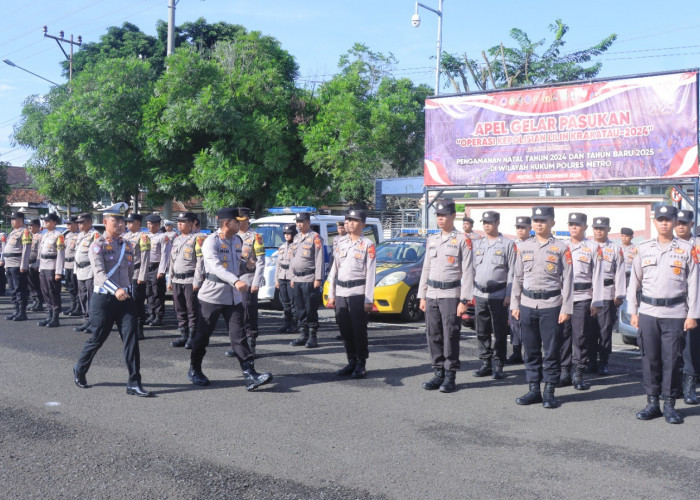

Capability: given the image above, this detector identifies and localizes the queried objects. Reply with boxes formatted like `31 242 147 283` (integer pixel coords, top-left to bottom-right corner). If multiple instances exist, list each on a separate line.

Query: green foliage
0 161 10 210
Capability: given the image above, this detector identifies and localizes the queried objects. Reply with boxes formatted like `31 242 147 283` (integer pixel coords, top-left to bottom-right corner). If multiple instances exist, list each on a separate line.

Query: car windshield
375 240 425 263
250 222 287 248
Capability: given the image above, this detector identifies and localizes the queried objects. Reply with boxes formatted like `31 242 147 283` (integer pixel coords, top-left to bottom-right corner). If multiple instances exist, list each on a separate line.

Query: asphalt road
1 293 699 499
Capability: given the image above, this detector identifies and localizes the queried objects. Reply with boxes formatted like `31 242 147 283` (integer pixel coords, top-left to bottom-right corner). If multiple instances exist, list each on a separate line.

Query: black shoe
290 332 309 346
473 360 492 377
171 327 188 347
682 373 698 405
586 359 598 374
74 322 88 332
126 383 154 397
73 366 89 389
572 367 590 391
149 317 163 327
663 397 683 424
334 334 342 340
28 300 39 312
305 329 319 348
241 361 273 391
38 312 53 327
505 351 523 365
188 366 210 386
516 382 543 405
542 382 558 409
277 324 290 333
46 314 60 328
636 395 663 420
225 349 236 357
35 303 45 312
5 306 18 320
351 359 367 379
144 316 155 325
68 307 82 317
439 370 456 392
422 368 445 390
597 360 609 376
492 359 504 380
184 328 195 350
559 368 572 387
336 359 357 376
12 306 28 321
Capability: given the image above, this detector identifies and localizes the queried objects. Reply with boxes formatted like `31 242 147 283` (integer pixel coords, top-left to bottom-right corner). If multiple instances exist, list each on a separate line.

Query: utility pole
167 0 178 56
43 26 82 83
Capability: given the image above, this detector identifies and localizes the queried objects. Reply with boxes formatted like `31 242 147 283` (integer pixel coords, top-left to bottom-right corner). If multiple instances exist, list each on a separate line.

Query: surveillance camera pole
43 26 82 83
414 0 443 95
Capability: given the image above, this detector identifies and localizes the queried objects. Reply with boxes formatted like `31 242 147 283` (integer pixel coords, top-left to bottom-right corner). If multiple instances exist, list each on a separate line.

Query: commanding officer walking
27 219 44 312
511 206 573 409
63 216 82 317
471 211 515 381
169 212 201 349
2 212 32 321
37 213 65 328
590 217 626 376
187 207 272 391
74 213 99 333
673 210 700 405
620 227 637 284
73 202 153 397
144 214 170 326
275 223 298 333
507 216 531 365
326 208 377 378
628 205 699 424
123 213 150 340
418 200 474 393
463 215 482 241
290 212 324 348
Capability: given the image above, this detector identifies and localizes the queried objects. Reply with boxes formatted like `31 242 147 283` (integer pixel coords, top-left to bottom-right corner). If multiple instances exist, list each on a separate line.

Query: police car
250 207 384 306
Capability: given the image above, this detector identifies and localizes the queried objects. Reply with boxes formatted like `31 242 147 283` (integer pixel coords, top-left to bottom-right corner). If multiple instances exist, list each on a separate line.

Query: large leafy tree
0 161 11 212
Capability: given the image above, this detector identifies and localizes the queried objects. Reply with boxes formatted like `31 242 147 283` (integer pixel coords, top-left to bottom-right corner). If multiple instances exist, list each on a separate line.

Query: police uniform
37 213 65 328
63 217 81 316
73 202 153 397
123 213 150 339
471 211 516 380
289 212 324 348
164 222 177 247
144 214 171 326
620 227 637 284
169 212 202 348
74 213 99 333
628 205 700 424
507 216 531 364
187 207 272 391
511 206 573 409
27 220 44 311
275 223 298 333
590 217 627 375
2 212 32 321
327 209 377 378
236 207 265 353
0 229 6 296
418 200 474 393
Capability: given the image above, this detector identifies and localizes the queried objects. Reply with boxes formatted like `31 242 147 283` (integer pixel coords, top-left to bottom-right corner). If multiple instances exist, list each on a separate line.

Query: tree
0 161 10 212
155 17 246 52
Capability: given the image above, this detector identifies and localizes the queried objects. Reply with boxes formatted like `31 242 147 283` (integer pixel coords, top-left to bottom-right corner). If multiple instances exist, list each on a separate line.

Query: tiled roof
7 188 46 204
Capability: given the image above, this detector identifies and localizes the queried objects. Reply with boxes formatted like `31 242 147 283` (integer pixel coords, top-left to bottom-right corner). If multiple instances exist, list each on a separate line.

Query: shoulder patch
564 247 572 265
368 244 376 260
692 246 700 264
56 234 66 250
314 236 322 250
91 243 102 254
22 230 32 245
465 235 472 250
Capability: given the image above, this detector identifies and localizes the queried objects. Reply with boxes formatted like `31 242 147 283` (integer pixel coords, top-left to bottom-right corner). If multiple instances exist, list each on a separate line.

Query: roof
6 188 46 204
5 167 33 187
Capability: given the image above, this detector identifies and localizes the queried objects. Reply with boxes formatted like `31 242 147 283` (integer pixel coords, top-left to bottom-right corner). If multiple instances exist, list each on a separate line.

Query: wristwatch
460 299 468 305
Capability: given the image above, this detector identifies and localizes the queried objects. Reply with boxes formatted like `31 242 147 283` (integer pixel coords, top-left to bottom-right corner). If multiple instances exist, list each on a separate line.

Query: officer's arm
626 252 642 315
591 248 604 308
327 259 338 301
460 239 474 301
417 240 431 300
202 237 240 287
55 234 66 276
274 248 282 283
560 247 574 315
505 240 516 298
88 241 108 290
314 234 324 281
365 243 377 304
510 249 523 311
138 237 150 283
21 231 31 271
686 251 700 319
252 234 265 288
158 236 171 275
168 240 176 282
614 246 627 300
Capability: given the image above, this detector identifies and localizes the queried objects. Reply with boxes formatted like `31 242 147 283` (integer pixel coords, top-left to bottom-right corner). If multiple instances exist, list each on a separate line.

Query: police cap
463 216 474 224
532 206 555 221
295 212 311 222
620 227 634 236
145 214 162 224
677 210 694 224
43 212 60 223
176 212 196 222
481 211 499 223
76 213 93 223
654 205 677 219
568 212 587 225
216 207 239 220
10 211 25 220
29 218 41 226
236 207 252 221
283 223 297 235
345 208 366 222
125 213 143 223
434 200 456 216
102 202 129 218
67 216 79 223
592 217 610 228
515 216 531 227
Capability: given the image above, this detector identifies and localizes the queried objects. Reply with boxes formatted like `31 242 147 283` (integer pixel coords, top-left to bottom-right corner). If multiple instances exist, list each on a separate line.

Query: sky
1 0 699 167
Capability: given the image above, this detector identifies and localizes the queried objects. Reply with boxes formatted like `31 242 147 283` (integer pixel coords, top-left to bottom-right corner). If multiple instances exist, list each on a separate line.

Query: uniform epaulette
637 239 656 247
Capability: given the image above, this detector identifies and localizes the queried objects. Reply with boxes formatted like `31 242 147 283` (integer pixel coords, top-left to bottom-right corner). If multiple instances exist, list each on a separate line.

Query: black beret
620 227 634 236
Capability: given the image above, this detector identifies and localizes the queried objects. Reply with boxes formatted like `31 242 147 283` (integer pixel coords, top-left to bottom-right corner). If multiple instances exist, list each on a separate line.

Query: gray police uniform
145 230 171 322
2 226 32 315
238 228 265 344
0 231 6 295
169 232 202 332
275 238 297 331
38 228 65 318
290 229 324 338
63 229 81 314
509 234 530 355
123 229 150 332
75 228 99 325
28 230 43 306
622 243 638 279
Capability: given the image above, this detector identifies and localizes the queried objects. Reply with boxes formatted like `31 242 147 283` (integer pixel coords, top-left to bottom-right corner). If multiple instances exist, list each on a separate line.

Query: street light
412 0 443 95
2 59 59 86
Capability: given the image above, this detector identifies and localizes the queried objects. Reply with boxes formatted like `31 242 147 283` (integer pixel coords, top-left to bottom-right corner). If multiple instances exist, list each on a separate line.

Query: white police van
251 207 384 306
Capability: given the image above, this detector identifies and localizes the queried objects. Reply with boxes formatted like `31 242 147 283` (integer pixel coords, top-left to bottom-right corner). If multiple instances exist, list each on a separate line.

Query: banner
424 71 698 186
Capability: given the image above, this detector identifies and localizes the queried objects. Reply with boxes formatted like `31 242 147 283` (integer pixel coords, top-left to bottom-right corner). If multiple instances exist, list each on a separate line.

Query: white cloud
0 83 16 93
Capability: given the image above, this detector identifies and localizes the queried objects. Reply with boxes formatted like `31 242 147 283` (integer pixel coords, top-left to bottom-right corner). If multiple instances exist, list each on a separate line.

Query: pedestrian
2 212 32 321
37 213 65 328
506 216 531 365
326 208 377 378
27 219 44 312
620 227 637 285
289 212 324 348
275 223 298 333
73 213 100 333
187 207 273 391
123 213 150 340
63 216 82 317
462 215 481 241
144 214 171 326
418 200 474 393
627 205 699 424
471 211 516 381
511 206 573 409
73 202 154 397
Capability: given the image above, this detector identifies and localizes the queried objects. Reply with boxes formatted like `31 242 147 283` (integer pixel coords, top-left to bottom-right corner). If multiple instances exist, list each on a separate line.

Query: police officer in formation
0 228 7 296
275 223 298 333
673 210 700 405
289 212 324 349
164 220 177 241
37 213 65 328
628 205 699 424
418 200 474 393
506 216 531 365
331 220 348 341
123 213 150 340
27 218 44 312
168 212 202 349
74 213 99 333
3 212 32 321
511 206 573 409
187 207 272 391
63 216 82 317
326 208 377 378
620 227 637 284
145 214 171 327
471 211 516 381
462 215 481 241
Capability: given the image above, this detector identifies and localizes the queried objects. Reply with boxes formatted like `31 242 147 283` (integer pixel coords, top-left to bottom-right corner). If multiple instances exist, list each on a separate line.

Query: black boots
336 358 357 376
473 360 492 377
516 382 543 405
29 299 44 312
663 397 683 424
290 328 309 346
492 359 504 380
171 327 188 347
559 366 572 387
126 382 154 397
144 315 155 325
136 320 145 341
422 368 445 390
38 311 53 327
542 382 557 409
150 316 163 327
636 395 663 420
506 346 523 365
351 359 367 379
241 360 273 391
13 303 28 322
64 300 81 316
305 326 319 348
572 367 589 391
248 337 257 358
185 327 195 349
46 311 60 328
597 355 609 376
682 373 698 405
439 370 456 392
5 303 19 320
187 365 210 386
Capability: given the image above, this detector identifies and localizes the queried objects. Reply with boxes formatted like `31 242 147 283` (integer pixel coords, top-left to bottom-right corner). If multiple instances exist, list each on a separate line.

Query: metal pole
69 33 73 82
167 0 176 56
435 0 442 95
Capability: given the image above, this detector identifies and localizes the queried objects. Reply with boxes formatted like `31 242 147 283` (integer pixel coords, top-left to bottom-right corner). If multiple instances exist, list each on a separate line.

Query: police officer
463 215 482 241
674 210 700 405
326 208 377 378
27 218 44 312
418 200 474 393
511 206 573 409
471 211 516 380
290 212 324 348
187 207 273 391
506 216 531 365
37 213 65 328
628 205 699 424
620 227 637 285
275 223 298 333
74 213 100 333
0 227 6 296
164 220 177 242
123 213 150 340
63 216 82 316
2 212 32 321
169 212 201 349
144 214 171 326
73 202 154 397
331 219 349 340
591 217 626 376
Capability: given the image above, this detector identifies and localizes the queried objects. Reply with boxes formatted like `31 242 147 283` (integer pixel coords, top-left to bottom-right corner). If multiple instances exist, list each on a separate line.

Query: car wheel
400 287 423 322
622 335 637 346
